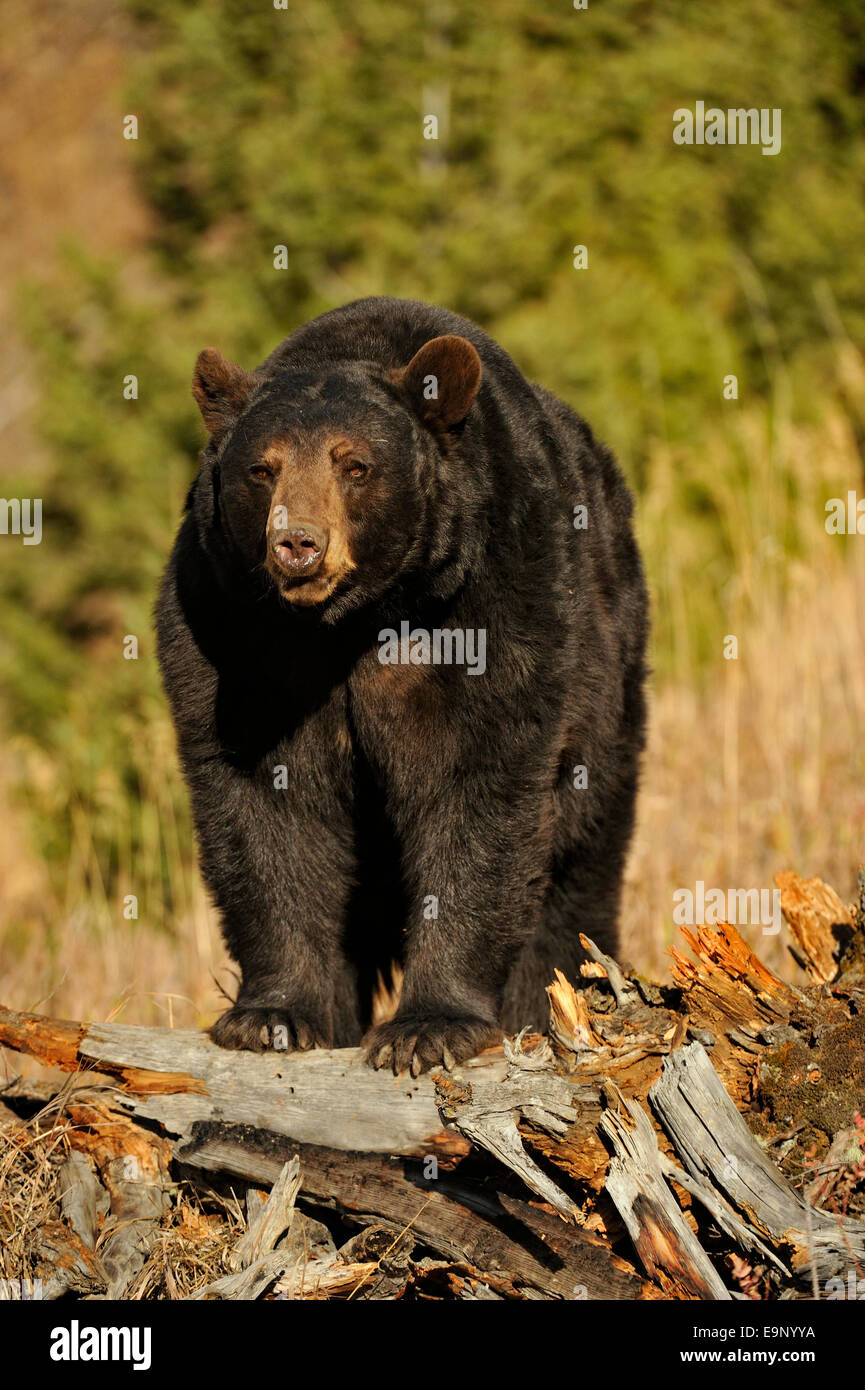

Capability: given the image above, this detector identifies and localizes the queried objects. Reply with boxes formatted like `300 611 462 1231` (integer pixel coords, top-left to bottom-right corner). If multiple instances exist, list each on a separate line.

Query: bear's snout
271 523 329 577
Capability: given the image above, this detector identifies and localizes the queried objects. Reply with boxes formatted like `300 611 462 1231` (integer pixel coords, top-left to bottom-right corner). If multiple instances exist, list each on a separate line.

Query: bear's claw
363 1014 502 1076
210 1004 330 1054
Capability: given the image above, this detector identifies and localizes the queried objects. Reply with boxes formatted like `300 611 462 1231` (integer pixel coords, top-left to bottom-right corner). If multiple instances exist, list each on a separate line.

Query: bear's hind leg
500 769 640 1034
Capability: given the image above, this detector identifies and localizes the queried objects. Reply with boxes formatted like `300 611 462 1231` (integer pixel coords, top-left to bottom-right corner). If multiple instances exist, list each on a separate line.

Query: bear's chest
346 644 460 765
349 647 443 722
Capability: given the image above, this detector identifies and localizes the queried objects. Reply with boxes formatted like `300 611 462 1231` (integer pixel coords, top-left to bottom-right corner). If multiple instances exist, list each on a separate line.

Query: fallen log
0 1006 477 1160
174 1123 650 1299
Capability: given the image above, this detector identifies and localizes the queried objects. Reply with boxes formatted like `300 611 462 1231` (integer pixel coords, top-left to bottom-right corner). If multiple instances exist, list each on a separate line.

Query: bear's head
191 335 483 619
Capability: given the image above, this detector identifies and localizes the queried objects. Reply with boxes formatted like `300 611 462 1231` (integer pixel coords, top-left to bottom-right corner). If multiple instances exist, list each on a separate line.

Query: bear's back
259 296 530 397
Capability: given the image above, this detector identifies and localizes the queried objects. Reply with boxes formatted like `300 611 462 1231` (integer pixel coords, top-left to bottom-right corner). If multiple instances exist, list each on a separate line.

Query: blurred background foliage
1 0 864 1014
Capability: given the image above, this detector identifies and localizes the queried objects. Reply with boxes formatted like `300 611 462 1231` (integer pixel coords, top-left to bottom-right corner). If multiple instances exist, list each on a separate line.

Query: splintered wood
775 870 854 983
1 867 864 1300
601 1082 731 1300
669 920 796 1030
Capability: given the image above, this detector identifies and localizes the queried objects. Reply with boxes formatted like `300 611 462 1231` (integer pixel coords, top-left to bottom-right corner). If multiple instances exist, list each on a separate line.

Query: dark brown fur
156 297 648 1074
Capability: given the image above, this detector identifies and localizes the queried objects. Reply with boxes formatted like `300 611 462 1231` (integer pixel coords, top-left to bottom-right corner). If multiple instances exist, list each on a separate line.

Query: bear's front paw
210 1004 330 1054
364 1013 502 1076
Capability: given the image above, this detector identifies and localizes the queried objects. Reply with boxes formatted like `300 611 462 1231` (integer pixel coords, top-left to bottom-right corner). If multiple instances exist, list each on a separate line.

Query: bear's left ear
393 335 482 431
192 348 259 444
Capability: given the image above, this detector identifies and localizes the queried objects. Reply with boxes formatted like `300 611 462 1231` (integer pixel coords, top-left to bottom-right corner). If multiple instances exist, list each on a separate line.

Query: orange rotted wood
0 1004 206 1095
775 870 853 984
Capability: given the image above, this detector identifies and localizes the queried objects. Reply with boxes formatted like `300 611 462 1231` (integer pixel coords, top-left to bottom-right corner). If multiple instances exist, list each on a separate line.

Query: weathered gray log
57 1150 107 1249
30 1223 106 1301
650 1041 865 1284
434 1038 584 1219
0 1005 502 1159
230 1158 300 1270
0 1002 651 1298
333 1225 417 1300
186 1249 300 1301
8 883 860 1304
273 1259 380 1300
0 1004 597 1206
600 1085 732 1300
98 1147 172 1299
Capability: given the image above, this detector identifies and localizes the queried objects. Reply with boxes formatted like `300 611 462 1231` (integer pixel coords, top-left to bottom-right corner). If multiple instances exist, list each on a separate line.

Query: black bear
157 296 648 1074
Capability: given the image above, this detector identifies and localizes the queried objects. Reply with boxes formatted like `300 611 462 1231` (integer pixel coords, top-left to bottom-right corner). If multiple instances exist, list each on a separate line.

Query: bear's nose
272 524 328 575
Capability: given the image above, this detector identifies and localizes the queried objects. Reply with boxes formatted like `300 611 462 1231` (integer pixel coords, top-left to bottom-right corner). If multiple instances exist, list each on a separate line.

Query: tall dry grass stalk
625 384 865 979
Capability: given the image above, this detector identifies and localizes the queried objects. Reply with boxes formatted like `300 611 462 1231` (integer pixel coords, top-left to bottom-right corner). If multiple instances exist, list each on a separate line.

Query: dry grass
0 1099 69 1284
623 397 865 980
0 1097 382 1300
124 1192 246 1301
0 1095 262 1300
622 541 865 981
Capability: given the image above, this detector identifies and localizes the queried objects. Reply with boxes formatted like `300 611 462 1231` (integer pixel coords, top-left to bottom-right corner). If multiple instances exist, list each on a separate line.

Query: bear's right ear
192 348 258 443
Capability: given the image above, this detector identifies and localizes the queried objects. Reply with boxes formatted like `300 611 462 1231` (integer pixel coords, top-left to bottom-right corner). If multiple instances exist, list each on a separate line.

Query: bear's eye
250 465 273 481
344 459 368 481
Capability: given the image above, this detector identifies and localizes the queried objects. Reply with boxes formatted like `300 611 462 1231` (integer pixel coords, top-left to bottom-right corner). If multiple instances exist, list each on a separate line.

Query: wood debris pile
1 870 863 1301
